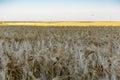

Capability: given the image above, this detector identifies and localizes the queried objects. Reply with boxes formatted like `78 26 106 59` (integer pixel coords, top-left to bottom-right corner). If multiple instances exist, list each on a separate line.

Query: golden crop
0 22 120 27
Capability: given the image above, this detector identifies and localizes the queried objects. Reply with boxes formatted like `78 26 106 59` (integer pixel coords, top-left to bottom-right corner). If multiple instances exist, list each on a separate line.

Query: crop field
0 26 120 80
1 22 120 27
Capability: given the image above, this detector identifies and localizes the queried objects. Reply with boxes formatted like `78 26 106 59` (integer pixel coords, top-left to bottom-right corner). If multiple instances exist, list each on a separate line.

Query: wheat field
1 22 120 27
0 26 120 80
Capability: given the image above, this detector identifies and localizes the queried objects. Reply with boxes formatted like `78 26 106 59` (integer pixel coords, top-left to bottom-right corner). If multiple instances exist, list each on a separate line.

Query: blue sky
0 0 119 6
0 0 120 21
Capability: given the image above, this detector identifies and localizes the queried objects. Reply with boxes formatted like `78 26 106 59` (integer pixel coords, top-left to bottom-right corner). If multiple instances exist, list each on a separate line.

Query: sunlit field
1 22 120 27
0 26 120 80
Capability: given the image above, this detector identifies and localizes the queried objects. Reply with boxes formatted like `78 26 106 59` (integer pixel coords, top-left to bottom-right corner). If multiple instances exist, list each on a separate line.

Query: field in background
0 26 120 80
0 22 120 27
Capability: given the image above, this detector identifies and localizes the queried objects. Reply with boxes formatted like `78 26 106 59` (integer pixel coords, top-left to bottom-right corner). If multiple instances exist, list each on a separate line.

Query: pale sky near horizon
0 0 120 21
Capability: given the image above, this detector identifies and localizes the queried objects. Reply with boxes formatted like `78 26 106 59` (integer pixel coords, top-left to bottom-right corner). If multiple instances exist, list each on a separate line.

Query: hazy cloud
0 0 120 21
